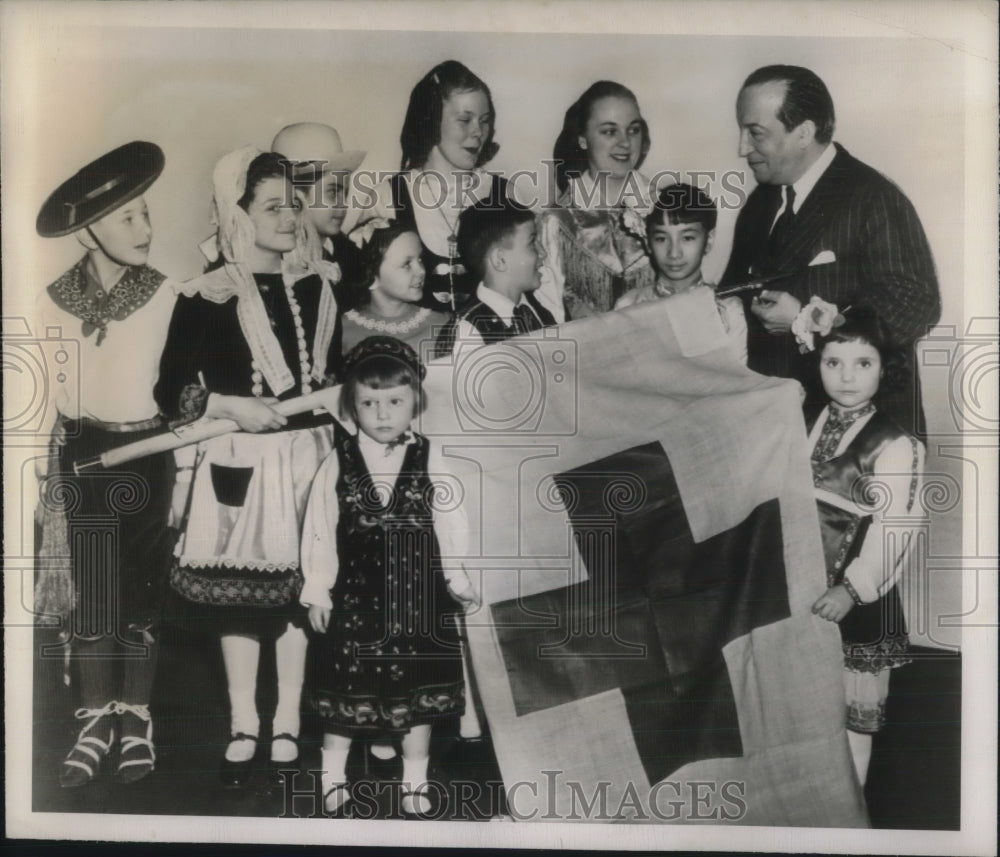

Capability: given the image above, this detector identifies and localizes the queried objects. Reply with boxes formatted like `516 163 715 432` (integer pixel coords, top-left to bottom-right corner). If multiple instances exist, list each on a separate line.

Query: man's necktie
512 302 542 334
768 185 796 258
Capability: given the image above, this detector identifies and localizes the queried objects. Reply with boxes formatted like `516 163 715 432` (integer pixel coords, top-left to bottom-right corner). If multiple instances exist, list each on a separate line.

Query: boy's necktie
512 303 542 334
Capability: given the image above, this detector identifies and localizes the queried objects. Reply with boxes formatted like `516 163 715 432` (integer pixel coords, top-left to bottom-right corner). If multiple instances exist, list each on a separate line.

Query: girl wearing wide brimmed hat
154 146 340 788
35 140 176 787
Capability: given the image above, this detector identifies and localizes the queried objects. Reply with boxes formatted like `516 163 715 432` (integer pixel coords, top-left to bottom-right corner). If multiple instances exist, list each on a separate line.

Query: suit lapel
776 144 854 271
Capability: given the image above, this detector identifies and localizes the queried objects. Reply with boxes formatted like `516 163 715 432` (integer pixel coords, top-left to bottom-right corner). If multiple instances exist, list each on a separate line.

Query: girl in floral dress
300 336 475 816
537 80 658 321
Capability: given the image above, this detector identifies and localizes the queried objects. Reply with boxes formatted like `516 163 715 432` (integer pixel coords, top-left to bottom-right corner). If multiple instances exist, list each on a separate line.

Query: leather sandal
59 702 118 788
219 732 258 788
115 702 156 784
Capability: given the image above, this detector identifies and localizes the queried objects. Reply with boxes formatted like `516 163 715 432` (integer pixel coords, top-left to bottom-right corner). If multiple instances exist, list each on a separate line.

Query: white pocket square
809 250 836 266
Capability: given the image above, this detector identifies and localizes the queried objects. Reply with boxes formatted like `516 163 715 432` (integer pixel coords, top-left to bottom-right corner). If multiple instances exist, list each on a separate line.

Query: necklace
345 306 430 335
434 204 461 312
416 170 470 311
251 280 312 398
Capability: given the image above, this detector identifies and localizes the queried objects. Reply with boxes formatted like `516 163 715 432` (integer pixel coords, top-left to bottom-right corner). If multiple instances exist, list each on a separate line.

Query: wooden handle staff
73 385 342 474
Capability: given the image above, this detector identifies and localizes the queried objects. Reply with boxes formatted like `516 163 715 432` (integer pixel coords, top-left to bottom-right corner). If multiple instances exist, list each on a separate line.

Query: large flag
418 289 867 826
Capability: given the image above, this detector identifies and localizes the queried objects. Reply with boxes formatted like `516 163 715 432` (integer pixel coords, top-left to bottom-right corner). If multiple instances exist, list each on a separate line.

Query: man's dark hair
457 196 536 282
742 65 836 144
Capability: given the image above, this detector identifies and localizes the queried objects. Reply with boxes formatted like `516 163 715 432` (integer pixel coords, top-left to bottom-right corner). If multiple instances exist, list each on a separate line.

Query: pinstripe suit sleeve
850 181 941 345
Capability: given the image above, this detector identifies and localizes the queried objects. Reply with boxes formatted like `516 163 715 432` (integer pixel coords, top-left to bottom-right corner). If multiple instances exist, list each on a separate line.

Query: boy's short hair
457 197 536 282
646 183 717 233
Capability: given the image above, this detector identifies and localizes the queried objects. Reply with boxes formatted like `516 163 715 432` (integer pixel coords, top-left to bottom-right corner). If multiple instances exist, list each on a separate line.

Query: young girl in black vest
807 306 925 787
300 336 476 816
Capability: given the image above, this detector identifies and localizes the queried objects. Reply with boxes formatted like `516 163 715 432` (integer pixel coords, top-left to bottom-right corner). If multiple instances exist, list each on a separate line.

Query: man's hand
751 290 801 333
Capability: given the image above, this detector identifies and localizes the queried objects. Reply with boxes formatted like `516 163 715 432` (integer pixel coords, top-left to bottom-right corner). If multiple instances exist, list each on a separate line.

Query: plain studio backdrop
3 22 968 650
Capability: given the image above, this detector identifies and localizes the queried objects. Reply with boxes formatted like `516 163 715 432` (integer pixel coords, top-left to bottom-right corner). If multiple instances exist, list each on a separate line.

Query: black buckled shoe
265 733 300 790
219 733 258 788
323 782 353 818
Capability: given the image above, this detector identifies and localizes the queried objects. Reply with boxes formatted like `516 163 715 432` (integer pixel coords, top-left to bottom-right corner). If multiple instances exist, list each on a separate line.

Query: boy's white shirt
300 424 473 609
455 283 542 345
36 267 178 426
808 406 927 604
454 282 541 346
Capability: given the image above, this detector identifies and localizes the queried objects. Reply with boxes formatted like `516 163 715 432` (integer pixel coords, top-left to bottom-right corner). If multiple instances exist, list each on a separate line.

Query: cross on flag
419 289 867 826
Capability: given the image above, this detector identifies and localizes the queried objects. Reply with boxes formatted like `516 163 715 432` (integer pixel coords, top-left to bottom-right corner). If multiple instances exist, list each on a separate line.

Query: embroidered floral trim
47 260 165 345
846 701 886 733
170 564 303 607
842 577 864 605
843 638 911 674
344 307 431 335
178 557 300 573
811 402 876 466
313 683 465 729
338 431 436 530
827 515 864 585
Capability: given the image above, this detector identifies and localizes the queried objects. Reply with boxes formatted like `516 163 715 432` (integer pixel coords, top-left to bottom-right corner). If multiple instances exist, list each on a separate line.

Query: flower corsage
791 296 846 353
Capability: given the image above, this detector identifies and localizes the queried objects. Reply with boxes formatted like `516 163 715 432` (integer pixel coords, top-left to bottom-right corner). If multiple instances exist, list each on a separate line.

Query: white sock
272 624 307 743
221 635 260 761
847 729 873 786
459 644 482 739
401 755 431 814
370 742 397 760
459 701 482 739
321 745 350 791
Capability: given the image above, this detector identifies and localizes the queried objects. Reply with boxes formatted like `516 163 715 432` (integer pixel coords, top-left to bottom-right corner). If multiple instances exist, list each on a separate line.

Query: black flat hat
36 141 165 238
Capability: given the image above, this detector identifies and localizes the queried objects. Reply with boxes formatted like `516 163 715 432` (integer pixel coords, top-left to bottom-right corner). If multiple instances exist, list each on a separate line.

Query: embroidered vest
809 410 915 582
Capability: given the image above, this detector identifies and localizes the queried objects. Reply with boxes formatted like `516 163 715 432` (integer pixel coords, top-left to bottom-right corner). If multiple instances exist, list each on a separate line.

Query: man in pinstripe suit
722 65 940 435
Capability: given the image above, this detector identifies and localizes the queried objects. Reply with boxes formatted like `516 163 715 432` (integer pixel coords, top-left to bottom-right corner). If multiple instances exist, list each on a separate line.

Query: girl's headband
343 335 427 381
